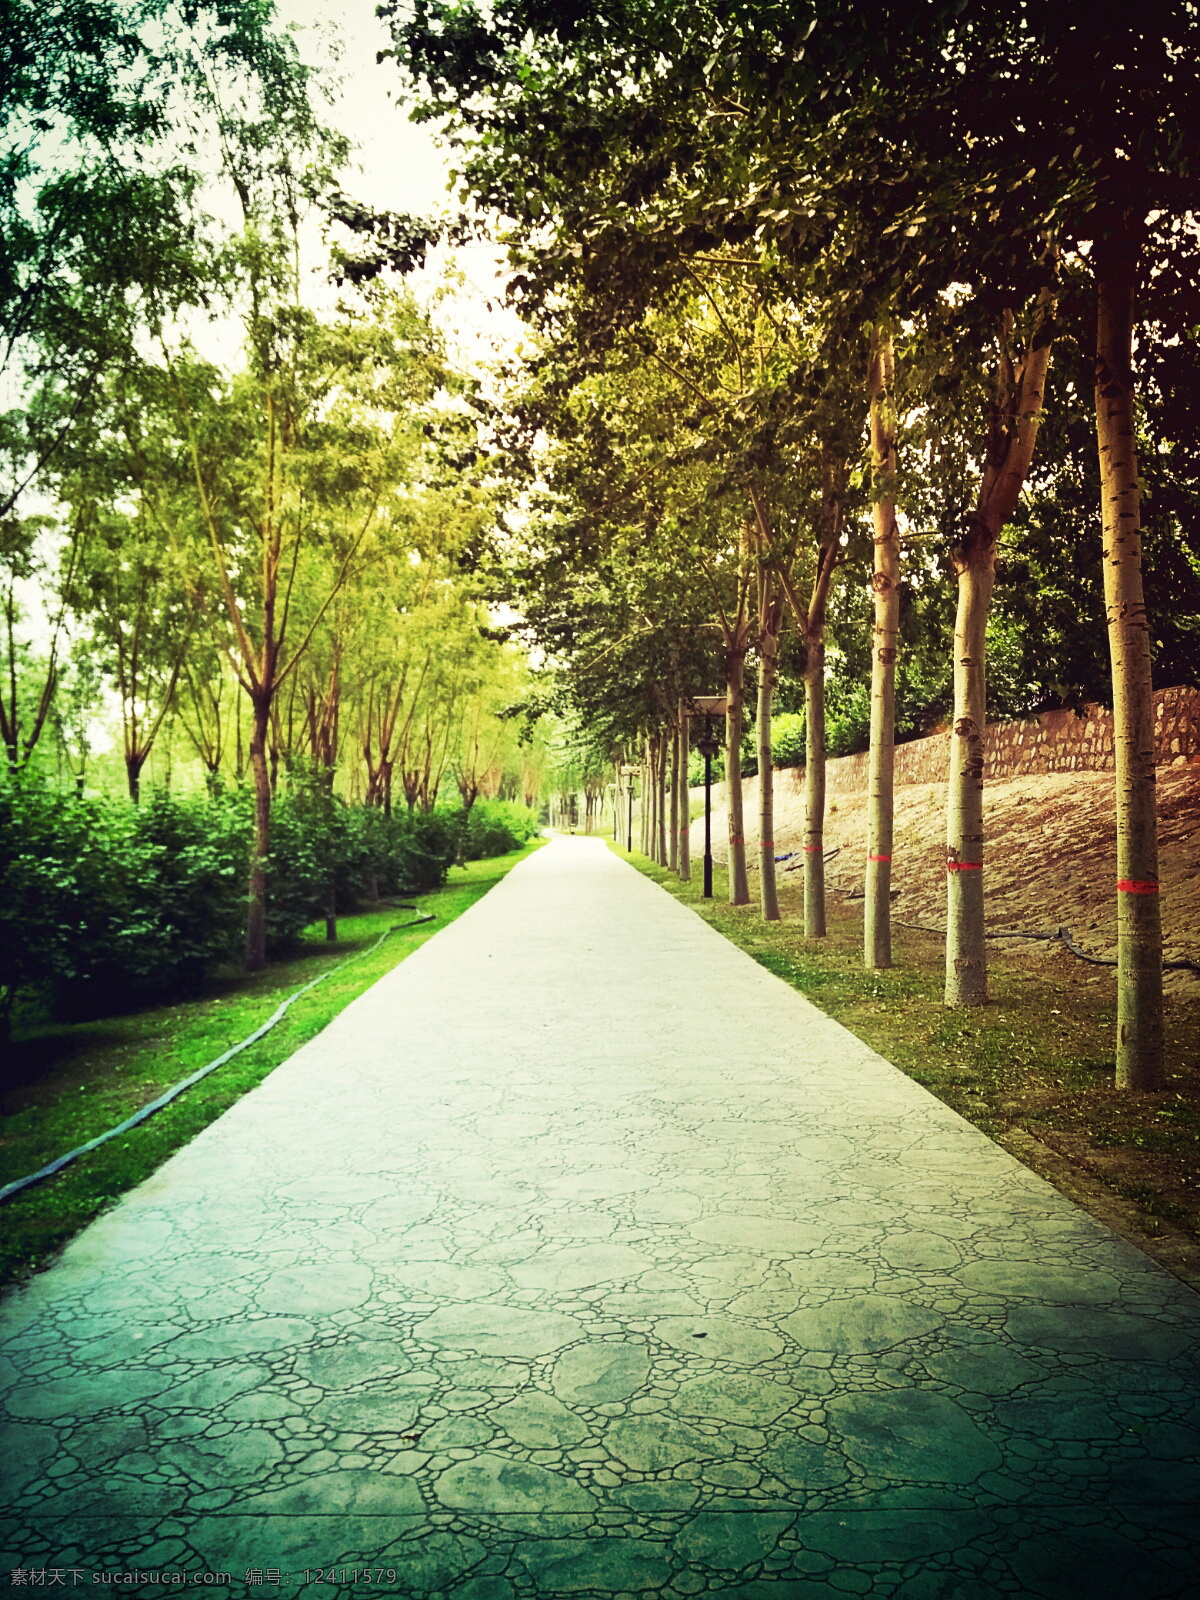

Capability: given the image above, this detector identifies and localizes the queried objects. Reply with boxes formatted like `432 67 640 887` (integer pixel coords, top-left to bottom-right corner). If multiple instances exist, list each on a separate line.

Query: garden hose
0 907 435 1206
892 917 1200 975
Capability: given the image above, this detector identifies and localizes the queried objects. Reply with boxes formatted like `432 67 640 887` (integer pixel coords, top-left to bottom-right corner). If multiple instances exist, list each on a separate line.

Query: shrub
0 778 249 1029
394 808 458 888
269 792 458 951
263 785 330 952
120 788 247 992
771 712 807 768
448 798 541 860
826 678 873 757
0 774 484 1033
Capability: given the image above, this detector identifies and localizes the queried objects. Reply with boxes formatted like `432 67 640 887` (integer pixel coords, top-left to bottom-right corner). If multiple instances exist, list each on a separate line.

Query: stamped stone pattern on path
2 835 1198 1598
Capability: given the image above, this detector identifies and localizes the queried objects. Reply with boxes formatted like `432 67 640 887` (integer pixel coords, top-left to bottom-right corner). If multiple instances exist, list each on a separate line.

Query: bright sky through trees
273 0 523 375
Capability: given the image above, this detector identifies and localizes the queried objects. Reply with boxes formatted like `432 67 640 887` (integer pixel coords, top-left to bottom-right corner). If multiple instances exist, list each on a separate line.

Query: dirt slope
692 763 1200 995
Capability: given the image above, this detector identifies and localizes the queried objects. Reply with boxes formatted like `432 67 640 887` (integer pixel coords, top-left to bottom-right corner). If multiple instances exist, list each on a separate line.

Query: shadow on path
2 836 1198 1597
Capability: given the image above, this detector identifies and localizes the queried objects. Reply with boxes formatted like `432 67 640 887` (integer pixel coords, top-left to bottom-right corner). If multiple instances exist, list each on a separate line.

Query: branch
272 503 382 692
682 263 745 391
171 359 262 687
636 342 717 411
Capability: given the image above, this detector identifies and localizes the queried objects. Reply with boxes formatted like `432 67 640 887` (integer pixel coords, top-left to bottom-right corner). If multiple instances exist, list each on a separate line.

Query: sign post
690 697 727 899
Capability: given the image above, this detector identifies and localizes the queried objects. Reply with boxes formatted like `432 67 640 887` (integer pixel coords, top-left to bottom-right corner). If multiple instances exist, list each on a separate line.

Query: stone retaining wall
802 684 1200 796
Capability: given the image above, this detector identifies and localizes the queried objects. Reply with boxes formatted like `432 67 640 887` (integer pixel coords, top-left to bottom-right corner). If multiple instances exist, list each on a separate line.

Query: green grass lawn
0 843 542 1289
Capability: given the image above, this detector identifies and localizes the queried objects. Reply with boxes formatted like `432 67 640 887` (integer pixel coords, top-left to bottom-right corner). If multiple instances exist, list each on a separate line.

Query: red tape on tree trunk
1117 879 1159 893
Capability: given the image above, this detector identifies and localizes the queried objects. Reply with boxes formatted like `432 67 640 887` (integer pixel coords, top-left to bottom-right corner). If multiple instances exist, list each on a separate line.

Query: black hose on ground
0 909 436 1206
891 917 1200 975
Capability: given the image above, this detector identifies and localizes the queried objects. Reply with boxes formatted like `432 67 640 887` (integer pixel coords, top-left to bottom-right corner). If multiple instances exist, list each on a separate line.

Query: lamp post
690 696 727 900
619 765 638 852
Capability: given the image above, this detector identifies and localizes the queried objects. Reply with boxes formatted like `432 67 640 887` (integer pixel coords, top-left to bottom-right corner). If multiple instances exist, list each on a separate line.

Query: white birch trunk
1096 232 1163 1088
865 329 899 970
678 699 691 882
726 649 750 905
668 718 679 872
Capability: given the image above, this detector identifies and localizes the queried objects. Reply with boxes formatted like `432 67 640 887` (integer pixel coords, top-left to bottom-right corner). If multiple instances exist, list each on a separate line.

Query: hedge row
0 780 540 1029
460 798 543 860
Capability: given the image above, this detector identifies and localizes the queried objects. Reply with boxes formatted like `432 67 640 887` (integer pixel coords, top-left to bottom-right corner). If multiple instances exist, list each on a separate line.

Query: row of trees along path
392 1 1199 1088
1 2 541 976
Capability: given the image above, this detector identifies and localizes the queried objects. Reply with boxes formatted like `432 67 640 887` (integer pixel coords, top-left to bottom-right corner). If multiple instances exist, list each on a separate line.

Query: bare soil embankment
694 761 1200 994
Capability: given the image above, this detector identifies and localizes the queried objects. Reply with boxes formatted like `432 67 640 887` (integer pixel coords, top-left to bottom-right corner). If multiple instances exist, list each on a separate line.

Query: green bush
122 788 248 991
826 678 872 757
449 798 541 860
0 779 248 1027
269 789 458 951
0 775 464 1031
771 712 806 769
397 808 459 886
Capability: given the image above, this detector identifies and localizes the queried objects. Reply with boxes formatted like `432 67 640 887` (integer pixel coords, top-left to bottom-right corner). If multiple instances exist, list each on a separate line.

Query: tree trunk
678 699 691 883
651 744 661 861
126 752 146 803
641 749 650 856
657 732 668 864
647 743 657 860
643 745 652 857
644 749 653 857
804 644 827 938
458 793 476 867
1096 230 1163 1089
944 557 992 1004
668 719 680 873
865 329 900 969
757 637 780 921
945 287 1056 1008
245 693 272 971
726 648 750 905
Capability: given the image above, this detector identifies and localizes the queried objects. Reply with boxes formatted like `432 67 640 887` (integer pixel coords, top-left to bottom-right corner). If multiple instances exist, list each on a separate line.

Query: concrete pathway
2 835 1198 1599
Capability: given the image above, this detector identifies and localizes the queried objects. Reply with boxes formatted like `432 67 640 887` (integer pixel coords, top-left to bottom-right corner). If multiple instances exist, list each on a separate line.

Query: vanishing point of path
2 835 1199 1599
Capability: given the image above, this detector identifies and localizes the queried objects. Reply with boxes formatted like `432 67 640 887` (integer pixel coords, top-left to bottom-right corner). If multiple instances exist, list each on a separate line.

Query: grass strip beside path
618 841 1200 1292
0 843 542 1290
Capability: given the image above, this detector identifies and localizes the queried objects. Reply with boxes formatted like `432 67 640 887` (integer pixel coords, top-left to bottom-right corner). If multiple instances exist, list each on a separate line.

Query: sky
16 3 524 737
276 0 527 377
279 0 453 217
